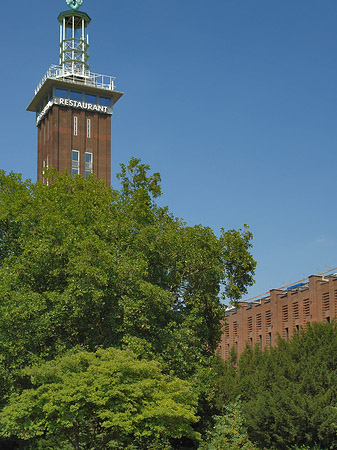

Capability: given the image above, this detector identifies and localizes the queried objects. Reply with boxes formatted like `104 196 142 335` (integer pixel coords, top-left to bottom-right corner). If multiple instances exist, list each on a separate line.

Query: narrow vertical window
285 327 289 342
87 119 91 138
72 150 80 176
74 116 78 136
46 155 50 186
85 152 93 178
42 160 46 184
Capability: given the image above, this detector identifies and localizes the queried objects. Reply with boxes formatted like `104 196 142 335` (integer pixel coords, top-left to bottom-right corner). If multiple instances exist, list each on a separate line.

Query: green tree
199 400 260 450
0 348 199 450
0 161 256 448
0 160 256 385
237 322 337 449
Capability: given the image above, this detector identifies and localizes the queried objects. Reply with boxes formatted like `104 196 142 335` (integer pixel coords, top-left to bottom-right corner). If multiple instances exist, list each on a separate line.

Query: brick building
219 272 337 361
27 3 123 186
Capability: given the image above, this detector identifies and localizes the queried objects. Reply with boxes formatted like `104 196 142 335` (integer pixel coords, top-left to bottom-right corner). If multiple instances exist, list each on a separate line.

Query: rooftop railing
226 266 337 310
35 65 116 95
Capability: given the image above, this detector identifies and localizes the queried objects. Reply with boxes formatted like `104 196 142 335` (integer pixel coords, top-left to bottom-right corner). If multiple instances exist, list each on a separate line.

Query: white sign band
36 97 113 126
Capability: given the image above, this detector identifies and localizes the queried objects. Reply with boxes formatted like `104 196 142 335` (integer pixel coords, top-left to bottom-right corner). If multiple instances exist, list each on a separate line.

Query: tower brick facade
37 105 112 185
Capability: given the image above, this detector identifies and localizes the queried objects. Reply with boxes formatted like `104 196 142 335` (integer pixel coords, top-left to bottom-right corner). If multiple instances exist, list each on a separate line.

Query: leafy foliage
215 322 337 450
0 160 256 386
0 160 256 448
0 348 199 449
199 400 260 450
288 446 323 450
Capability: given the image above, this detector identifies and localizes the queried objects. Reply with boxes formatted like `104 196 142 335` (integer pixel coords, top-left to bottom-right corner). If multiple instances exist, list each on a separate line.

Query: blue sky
1 0 337 299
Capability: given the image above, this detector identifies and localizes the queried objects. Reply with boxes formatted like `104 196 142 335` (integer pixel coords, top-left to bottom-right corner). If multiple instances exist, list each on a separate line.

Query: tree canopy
200 401 259 450
0 348 199 450
213 321 337 450
0 160 256 448
0 161 256 384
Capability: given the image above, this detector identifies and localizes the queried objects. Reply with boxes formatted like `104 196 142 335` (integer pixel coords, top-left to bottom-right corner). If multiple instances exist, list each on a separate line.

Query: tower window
74 116 78 136
85 94 97 104
42 156 50 186
42 159 47 184
85 152 93 178
71 150 80 176
87 119 91 138
99 97 111 107
55 88 68 98
71 91 82 101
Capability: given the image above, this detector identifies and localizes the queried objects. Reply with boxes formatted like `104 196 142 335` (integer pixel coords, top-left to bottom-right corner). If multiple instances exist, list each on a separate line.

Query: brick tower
27 0 123 186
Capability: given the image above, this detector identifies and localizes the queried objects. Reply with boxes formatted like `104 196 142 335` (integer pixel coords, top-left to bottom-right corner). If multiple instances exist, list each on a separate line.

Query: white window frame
87 119 91 138
74 116 78 136
84 152 93 178
72 150 80 176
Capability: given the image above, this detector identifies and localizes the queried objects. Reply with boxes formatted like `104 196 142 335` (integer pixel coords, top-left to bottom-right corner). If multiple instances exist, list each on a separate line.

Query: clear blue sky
1 0 337 299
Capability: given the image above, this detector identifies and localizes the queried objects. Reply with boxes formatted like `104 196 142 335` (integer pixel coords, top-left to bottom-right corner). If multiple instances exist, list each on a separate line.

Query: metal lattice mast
58 1 90 76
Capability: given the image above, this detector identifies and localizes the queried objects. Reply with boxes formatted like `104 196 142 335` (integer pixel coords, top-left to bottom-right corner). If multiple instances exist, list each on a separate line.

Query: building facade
219 272 337 360
27 3 123 186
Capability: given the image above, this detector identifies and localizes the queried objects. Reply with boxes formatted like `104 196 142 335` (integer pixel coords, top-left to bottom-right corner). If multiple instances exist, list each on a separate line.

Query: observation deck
27 65 123 113
35 65 116 95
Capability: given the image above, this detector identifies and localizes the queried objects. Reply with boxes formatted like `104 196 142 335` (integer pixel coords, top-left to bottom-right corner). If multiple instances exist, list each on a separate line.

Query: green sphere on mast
66 0 83 11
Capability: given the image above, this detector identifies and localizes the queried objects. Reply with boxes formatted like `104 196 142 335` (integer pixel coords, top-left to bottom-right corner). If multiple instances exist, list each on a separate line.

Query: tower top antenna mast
58 5 91 75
